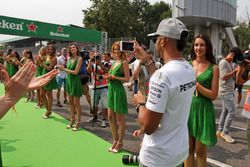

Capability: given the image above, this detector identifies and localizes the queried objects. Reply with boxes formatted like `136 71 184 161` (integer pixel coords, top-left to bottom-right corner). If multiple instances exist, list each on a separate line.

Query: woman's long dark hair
68 43 80 57
191 34 216 64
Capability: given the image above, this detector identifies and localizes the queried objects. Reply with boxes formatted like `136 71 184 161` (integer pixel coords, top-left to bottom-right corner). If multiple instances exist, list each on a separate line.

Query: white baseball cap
148 18 188 40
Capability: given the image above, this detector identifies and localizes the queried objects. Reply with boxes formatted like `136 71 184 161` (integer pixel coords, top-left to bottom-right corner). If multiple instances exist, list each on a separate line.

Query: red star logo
26 22 38 33
57 26 63 33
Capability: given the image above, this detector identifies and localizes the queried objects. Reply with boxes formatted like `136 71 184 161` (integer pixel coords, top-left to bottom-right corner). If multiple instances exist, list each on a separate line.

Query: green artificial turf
0 84 134 167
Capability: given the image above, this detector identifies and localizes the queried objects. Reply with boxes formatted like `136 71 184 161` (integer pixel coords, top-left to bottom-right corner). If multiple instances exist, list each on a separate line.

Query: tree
83 0 172 45
140 1 171 44
83 0 138 38
233 22 250 50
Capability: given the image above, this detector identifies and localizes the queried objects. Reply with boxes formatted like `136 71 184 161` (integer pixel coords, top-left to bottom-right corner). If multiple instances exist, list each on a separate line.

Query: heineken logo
0 19 23 31
50 32 70 38
26 22 38 33
49 26 69 38
57 26 63 33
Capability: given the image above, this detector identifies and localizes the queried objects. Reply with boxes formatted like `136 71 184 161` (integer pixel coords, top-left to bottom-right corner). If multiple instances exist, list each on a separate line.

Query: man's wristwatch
136 103 146 113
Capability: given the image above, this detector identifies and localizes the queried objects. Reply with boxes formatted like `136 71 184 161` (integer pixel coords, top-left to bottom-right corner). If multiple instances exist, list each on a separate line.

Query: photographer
133 18 196 167
79 49 92 113
87 52 110 127
236 50 250 155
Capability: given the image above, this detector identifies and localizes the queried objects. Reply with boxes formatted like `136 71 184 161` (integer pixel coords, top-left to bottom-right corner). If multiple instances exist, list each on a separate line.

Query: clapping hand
1 62 58 103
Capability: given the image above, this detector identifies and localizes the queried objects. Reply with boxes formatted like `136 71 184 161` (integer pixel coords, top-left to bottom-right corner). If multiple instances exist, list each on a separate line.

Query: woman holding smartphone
106 41 130 153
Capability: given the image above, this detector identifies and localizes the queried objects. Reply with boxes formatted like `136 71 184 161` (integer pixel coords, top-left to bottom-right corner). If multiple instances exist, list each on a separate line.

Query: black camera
0 57 4 64
120 41 134 52
96 75 103 80
91 54 101 62
122 155 139 165
234 51 250 66
80 50 90 60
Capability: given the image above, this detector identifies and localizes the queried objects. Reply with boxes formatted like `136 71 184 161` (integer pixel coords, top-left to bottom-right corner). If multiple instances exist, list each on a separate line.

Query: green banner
0 15 101 43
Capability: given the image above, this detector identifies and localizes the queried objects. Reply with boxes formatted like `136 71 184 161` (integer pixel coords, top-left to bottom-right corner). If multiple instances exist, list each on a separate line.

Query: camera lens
96 55 100 60
122 155 139 165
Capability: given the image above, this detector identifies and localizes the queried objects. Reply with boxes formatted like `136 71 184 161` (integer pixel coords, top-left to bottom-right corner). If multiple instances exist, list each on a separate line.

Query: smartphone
120 41 134 52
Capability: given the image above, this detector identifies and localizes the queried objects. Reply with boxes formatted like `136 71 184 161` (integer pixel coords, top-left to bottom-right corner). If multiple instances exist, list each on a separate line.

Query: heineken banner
0 15 101 43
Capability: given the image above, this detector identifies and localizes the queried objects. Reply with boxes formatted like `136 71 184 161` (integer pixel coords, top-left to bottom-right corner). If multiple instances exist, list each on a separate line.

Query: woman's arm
64 57 83 75
112 60 130 82
236 64 250 85
41 57 57 71
132 60 142 81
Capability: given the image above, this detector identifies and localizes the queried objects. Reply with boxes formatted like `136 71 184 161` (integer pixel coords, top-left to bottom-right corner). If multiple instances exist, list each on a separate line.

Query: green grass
0 84 133 167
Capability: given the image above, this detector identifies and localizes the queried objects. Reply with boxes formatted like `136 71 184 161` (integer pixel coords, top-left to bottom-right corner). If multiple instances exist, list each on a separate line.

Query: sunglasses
152 35 159 43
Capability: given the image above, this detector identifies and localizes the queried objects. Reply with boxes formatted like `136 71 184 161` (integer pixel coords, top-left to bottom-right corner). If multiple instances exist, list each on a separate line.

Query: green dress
6 62 11 76
108 61 128 114
66 58 82 97
35 63 43 77
188 64 217 146
9 63 18 77
42 61 58 91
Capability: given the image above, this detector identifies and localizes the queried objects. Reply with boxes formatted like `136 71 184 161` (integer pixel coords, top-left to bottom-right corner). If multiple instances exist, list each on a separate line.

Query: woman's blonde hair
39 46 46 56
111 41 127 61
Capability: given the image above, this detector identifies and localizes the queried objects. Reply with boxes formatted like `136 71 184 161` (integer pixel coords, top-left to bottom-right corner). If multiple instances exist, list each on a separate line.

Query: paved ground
51 86 250 167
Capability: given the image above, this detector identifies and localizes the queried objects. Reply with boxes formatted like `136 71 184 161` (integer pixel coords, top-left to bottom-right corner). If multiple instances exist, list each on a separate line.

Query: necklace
165 57 184 63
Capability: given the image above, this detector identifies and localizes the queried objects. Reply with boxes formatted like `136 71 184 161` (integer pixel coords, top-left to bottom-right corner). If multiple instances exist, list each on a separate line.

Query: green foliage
182 29 194 59
233 22 250 51
83 0 171 46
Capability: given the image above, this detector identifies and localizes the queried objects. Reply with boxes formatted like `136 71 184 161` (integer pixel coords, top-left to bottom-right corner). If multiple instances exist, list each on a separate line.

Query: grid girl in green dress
185 35 219 167
35 46 47 109
38 44 58 119
58 44 83 131
4 49 13 77
20 49 35 102
105 41 130 153
8 51 21 77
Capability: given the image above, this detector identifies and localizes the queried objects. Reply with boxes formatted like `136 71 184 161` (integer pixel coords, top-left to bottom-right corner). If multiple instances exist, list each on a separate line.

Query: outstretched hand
2 62 36 103
28 69 58 91
1 62 58 102
0 62 58 119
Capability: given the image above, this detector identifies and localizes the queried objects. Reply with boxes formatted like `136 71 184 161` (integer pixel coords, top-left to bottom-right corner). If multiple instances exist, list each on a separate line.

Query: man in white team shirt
56 48 68 107
134 18 196 167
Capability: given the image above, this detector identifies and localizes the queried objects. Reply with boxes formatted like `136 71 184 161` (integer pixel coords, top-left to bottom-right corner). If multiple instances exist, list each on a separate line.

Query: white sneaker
220 132 235 144
101 120 107 127
236 104 240 108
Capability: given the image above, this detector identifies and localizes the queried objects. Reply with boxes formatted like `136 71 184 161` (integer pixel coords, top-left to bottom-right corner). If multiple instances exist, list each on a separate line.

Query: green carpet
0 84 134 167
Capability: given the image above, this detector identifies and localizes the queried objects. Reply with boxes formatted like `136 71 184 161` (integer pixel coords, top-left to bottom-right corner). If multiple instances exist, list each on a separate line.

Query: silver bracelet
145 60 153 66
